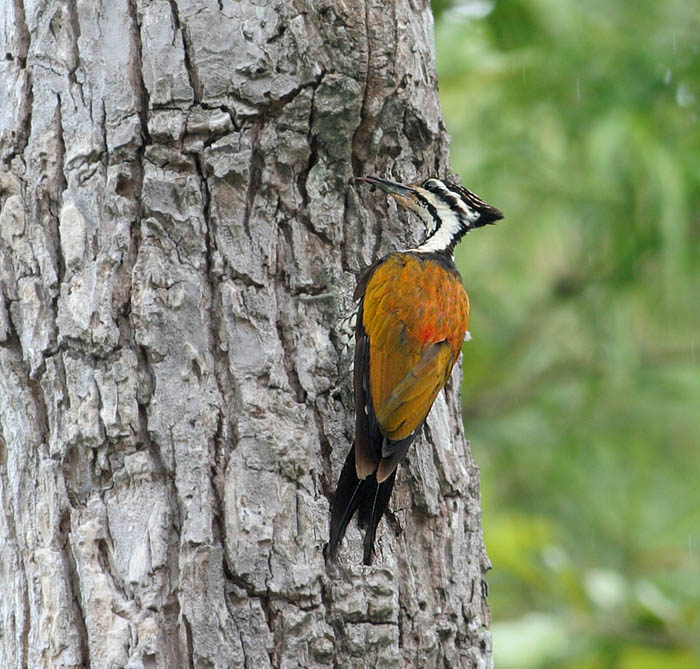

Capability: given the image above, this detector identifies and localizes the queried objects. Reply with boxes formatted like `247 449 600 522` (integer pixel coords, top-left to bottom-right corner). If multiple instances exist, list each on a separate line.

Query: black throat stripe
414 191 442 229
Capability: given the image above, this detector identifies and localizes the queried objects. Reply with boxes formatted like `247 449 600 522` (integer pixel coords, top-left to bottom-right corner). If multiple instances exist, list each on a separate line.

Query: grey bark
0 1 491 667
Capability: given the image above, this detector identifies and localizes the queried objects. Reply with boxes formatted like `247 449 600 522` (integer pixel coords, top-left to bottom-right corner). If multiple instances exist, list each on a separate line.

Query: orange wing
355 253 469 481
374 340 455 437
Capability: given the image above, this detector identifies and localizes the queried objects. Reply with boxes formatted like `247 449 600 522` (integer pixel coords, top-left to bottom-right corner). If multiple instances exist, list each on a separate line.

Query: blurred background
431 0 700 666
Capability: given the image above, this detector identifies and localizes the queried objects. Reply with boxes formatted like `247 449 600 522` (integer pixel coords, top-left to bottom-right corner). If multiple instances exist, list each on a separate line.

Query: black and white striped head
356 176 503 255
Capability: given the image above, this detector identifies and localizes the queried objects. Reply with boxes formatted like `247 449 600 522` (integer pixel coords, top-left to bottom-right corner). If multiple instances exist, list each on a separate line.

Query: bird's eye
423 178 445 195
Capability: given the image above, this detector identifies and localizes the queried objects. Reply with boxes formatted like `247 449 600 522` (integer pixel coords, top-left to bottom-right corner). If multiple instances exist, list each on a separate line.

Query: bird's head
355 175 503 254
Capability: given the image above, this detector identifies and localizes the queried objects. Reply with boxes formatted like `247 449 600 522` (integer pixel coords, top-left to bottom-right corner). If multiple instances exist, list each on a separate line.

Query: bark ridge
0 1 491 666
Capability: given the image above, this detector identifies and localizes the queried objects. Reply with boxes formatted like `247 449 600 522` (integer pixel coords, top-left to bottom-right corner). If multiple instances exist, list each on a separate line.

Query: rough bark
0 1 491 667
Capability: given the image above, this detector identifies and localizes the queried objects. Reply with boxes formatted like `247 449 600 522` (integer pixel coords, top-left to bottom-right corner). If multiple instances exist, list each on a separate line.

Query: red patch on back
420 324 435 345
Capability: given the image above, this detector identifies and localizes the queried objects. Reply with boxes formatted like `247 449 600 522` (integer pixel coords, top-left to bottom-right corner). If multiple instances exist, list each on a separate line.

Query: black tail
329 447 364 558
329 447 397 564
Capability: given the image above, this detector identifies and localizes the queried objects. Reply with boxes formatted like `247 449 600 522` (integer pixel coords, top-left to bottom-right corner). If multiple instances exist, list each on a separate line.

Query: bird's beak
354 176 416 198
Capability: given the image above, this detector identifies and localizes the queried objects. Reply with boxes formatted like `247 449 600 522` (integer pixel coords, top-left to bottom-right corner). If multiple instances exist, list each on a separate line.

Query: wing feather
354 253 469 484
375 341 454 440
364 254 468 439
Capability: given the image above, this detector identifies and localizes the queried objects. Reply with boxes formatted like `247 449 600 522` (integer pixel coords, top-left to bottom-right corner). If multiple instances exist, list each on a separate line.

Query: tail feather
329 446 397 564
358 469 397 565
329 447 365 558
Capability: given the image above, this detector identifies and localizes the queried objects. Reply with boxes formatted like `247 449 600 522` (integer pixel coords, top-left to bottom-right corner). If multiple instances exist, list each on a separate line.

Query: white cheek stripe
412 205 471 254
404 186 482 254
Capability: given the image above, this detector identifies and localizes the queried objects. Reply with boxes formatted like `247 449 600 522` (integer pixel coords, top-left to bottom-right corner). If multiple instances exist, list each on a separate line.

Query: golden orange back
361 253 469 442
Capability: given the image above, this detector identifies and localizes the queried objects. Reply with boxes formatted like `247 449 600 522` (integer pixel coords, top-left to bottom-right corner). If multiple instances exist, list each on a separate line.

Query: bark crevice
0 1 491 666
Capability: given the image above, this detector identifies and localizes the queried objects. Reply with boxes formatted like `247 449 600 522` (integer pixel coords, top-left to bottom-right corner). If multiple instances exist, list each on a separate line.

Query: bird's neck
412 209 468 256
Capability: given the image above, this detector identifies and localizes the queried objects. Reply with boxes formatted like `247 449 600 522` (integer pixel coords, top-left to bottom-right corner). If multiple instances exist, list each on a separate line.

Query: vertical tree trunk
0 1 492 667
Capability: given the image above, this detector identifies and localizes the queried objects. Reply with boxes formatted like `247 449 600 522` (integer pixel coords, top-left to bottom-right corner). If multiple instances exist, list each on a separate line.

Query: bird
329 175 503 565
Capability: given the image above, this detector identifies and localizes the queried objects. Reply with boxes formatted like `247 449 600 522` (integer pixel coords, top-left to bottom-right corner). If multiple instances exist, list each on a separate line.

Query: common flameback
329 175 503 564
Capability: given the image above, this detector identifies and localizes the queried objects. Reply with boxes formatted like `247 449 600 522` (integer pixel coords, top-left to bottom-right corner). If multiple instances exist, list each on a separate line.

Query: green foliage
435 0 700 665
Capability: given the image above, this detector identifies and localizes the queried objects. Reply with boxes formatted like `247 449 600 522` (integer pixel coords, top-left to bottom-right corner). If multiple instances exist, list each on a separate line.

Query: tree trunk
0 1 491 667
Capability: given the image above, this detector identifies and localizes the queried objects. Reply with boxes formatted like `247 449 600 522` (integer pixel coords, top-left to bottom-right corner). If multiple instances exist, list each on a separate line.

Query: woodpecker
329 175 503 564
